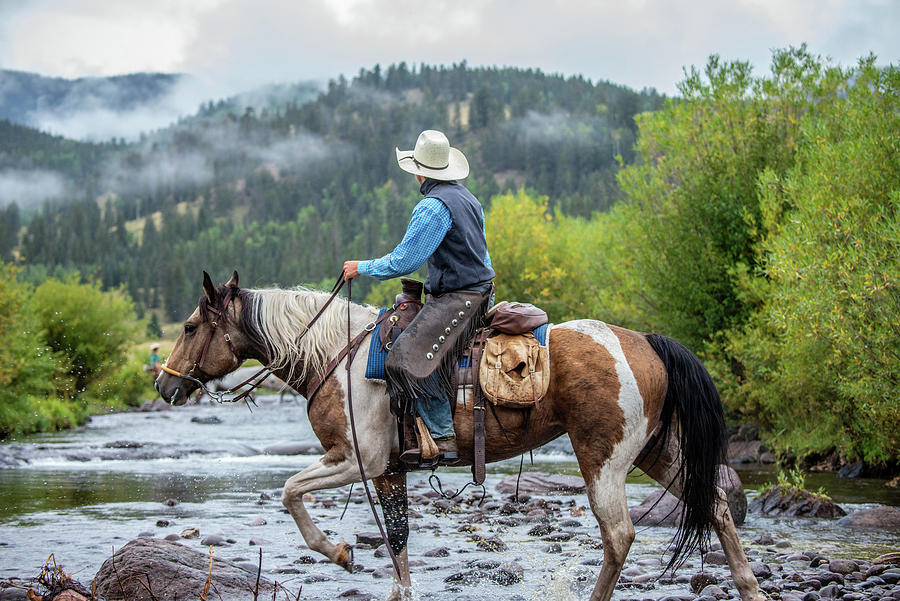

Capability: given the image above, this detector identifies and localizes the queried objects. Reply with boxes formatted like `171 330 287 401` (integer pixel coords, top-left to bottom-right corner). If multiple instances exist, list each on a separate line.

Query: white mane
249 287 353 382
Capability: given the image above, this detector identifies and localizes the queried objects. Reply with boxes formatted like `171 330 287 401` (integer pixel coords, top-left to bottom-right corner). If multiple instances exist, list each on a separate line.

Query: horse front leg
281 457 363 570
373 470 412 601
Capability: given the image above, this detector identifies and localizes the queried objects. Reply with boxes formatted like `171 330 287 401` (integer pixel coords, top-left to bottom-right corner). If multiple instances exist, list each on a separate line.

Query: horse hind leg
281 457 362 570
584 466 635 601
635 437 763 601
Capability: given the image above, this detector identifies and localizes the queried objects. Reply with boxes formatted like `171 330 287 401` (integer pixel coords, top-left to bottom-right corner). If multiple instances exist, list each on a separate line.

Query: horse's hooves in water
334 541 354 572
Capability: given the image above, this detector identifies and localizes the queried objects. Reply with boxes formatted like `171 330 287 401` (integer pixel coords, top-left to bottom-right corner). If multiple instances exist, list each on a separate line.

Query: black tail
644 333 726 573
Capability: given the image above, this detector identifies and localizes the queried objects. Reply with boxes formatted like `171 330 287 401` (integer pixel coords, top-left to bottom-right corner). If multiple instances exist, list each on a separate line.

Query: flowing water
1 397 898 600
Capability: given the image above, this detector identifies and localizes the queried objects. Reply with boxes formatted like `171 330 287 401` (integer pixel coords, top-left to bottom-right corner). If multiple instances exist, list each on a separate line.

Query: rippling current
1 396 897 600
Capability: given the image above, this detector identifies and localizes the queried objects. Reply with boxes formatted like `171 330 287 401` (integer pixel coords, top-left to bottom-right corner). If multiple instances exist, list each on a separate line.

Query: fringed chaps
385 288 492 417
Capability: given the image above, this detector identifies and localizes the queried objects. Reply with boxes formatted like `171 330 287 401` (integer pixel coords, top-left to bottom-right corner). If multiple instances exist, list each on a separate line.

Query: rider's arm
358 198 452 280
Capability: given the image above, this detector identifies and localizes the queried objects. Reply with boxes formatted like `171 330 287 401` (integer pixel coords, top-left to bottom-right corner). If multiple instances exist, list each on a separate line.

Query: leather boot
435 437 459 466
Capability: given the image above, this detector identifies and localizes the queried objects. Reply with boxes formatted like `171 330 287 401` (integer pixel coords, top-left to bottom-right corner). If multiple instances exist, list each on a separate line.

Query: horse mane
246 286 350 383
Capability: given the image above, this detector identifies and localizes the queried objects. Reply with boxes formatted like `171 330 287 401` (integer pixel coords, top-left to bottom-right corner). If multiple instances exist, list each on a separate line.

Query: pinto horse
155 272 763 601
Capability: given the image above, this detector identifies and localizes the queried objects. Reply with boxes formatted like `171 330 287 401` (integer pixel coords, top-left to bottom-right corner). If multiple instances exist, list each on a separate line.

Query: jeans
416 395 455 439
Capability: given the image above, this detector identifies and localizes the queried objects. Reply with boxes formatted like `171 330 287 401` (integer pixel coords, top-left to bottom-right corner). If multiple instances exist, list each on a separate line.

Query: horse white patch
558 320 649 455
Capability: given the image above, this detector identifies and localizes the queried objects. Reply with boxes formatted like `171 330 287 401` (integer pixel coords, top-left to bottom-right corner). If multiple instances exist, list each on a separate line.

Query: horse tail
644 333 726 573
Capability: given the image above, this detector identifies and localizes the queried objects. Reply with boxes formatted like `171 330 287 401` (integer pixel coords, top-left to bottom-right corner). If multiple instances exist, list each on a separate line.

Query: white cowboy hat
151 343 160 350
395 130 469 181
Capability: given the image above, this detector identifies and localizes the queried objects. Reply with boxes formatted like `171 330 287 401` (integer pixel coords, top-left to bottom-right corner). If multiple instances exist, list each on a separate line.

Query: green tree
714 59 900 462
32 276 139 393
0 264 68 438
615 46 826 348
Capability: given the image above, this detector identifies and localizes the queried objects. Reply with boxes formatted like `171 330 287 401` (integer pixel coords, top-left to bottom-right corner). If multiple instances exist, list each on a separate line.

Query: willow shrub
712 59 900 463
615 47 827 349
0 264 70 437
485 188 631 323
32 275 139 394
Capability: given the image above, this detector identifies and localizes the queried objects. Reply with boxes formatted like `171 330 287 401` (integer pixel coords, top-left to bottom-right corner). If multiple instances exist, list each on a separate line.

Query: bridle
160 277 346 405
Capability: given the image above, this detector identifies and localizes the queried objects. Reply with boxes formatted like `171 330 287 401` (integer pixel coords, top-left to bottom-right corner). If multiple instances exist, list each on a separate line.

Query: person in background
148 343 163 376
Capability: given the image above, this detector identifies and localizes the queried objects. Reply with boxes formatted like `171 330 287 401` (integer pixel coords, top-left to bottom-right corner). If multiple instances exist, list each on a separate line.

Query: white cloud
0 169 70 210
0 0 897 97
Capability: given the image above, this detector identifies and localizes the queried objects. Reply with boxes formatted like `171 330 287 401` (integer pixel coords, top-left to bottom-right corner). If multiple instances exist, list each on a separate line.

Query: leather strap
471 330 489 485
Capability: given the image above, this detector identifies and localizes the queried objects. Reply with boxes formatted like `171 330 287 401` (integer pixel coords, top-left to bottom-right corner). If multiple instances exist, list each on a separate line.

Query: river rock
750 561 772 579
630 465 747 526
190 416 222 424
496 472 585 495
355 532 385 547
104 440 143 448
837 461 865 478
838 506 900 530
828 559 859 575
691 572 718 593
749 486 846 518
93 537 272 600
699 584 729 599
489 562 524 585
201 534 228 546
263 442 324 455
728 440 763 464
424 547 450 557
475 535 507 552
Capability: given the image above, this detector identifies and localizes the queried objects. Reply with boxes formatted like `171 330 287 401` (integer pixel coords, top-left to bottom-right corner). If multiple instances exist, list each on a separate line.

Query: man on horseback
343 129 494 466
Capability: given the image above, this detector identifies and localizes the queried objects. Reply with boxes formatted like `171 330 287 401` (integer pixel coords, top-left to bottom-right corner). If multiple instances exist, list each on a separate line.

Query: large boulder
630 465 747 527
749 486 846 518
837 505 900 530
496 472 585 495
93 537 273 600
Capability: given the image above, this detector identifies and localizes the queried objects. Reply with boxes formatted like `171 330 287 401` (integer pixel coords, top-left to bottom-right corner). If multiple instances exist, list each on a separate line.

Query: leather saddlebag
484 301 548 334
479 331 550 407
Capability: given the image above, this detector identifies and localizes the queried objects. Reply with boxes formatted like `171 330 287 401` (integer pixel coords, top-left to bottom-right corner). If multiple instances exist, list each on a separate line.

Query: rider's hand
343 260 361 281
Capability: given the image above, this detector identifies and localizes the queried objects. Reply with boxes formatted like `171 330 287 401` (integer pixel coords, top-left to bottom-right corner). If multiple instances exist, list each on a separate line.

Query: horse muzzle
155 371 196 406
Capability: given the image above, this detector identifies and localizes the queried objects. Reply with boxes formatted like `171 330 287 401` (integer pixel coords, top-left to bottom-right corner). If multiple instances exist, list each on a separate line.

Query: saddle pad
365 312 548 381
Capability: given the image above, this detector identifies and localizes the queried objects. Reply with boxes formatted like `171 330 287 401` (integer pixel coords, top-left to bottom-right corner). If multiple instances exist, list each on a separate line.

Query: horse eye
184 323 197 335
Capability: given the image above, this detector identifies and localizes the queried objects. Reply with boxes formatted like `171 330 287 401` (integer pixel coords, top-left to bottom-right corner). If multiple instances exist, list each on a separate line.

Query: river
1 396 898 600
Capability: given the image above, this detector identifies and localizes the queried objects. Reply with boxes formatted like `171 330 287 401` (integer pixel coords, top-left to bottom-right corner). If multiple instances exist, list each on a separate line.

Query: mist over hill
1 62 665 317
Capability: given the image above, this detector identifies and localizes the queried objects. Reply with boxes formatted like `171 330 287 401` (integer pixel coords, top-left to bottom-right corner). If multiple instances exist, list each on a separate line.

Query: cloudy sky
1 0 897 96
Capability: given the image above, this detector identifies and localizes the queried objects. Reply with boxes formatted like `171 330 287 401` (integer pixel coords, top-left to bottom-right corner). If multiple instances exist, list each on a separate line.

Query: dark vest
420 179 495 295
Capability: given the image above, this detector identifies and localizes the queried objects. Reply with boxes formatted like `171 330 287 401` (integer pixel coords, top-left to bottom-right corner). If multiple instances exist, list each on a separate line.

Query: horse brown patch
608 325 668 433
545 327 626 482
308 376 352 466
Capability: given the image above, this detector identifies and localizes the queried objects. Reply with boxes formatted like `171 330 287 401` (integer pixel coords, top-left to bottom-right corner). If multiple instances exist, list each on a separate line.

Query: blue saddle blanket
365 308 548 381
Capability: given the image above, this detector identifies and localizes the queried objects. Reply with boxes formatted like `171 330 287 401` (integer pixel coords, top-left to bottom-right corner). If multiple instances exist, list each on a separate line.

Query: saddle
378 281 551 480
307 278 551 481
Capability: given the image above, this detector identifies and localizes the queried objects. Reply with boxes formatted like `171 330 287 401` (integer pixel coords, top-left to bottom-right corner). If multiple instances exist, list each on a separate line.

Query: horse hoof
334 541 354 572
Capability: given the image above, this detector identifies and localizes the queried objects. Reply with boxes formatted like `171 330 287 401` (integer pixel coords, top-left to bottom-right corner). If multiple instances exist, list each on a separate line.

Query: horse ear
226 270 239 289
202 271 217 304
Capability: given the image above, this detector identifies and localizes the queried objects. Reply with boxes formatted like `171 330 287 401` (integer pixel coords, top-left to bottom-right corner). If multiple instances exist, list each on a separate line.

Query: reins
345 277 403 580
161 275 347 405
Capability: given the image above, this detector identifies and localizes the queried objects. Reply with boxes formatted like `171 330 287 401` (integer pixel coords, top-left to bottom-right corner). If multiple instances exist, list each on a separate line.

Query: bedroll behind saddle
478 302 550 407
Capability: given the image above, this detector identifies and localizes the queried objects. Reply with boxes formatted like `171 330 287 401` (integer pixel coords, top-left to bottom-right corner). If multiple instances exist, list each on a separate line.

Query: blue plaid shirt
359 197 492 280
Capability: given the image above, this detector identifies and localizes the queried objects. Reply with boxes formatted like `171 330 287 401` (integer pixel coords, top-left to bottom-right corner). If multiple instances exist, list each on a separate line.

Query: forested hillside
0 69 186 127
3 62 664 318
